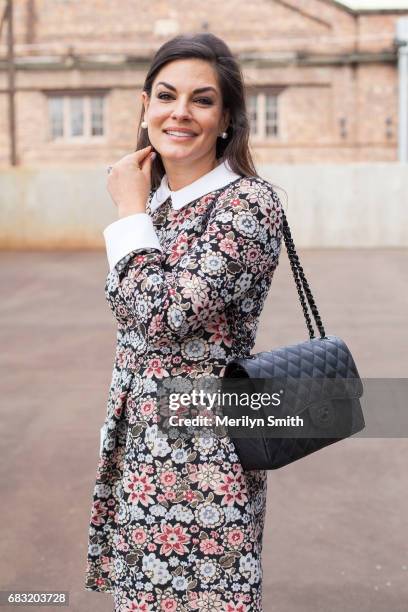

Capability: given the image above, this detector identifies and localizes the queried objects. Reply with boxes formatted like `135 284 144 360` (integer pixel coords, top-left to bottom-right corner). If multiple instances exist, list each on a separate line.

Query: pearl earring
220 131 228 139
141 120 148 129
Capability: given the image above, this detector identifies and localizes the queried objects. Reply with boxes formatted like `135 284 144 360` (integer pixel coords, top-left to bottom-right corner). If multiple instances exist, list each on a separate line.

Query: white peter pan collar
150 158 242 214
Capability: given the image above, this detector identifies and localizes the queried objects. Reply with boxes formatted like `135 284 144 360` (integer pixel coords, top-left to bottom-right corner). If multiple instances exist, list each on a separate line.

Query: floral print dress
85 173 283 612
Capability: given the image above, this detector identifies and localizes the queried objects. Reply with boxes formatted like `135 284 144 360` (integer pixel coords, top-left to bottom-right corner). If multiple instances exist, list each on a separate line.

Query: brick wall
0 0 406 165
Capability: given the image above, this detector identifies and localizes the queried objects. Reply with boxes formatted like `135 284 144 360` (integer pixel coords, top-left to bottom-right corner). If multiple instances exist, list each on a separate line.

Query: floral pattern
85 175 283 611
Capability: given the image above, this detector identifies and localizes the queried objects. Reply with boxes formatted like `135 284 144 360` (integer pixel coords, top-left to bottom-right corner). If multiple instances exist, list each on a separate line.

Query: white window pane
70 97 84 136
248 94 258 134
48 97 64 139
90 96 104 136
266 94 278 136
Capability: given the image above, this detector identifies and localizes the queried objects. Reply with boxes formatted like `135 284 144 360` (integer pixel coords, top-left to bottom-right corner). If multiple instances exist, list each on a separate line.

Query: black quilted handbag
222 209 365 471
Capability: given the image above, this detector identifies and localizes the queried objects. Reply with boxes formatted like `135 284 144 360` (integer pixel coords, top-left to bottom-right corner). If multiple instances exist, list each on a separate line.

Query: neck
163 154 220 191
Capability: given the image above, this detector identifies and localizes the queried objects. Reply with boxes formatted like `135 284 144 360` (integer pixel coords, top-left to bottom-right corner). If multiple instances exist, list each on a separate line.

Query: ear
221 107 230 132
141 91 149 116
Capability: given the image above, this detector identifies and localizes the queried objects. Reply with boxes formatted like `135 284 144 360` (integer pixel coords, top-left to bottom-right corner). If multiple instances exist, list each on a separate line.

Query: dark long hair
135 32 258 191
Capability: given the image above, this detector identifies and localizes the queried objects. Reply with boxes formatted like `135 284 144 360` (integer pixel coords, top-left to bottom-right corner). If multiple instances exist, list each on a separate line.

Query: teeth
166 131 194 137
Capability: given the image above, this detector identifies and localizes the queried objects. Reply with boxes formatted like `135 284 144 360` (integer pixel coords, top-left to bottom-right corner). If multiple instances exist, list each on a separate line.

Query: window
247 89 281 140
265 94 278 137
49 97 64 138
248 94 258 137
47 93 106 140
90 96 104 136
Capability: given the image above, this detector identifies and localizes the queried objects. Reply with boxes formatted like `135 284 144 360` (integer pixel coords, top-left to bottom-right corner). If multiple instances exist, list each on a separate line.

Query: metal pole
6 0 17 166
396 18 408 163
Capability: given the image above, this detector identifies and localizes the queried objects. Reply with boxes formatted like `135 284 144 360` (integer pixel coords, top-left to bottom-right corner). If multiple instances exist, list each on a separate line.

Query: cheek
200 112 222 132
152 109 168 124
195 117 220 136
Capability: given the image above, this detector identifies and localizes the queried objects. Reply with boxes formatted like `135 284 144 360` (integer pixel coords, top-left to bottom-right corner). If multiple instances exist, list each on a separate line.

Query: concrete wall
263 162 408 247
0 163 407 248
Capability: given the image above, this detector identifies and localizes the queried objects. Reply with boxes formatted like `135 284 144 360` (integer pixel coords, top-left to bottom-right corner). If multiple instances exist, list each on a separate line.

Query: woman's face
141 58 229 166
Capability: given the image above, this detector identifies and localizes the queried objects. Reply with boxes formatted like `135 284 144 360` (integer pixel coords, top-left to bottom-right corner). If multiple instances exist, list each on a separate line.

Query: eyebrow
155 81 218 95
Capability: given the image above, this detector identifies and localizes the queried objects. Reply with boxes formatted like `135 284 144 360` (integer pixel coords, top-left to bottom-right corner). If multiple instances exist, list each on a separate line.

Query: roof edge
323 0 408 14
327 0 357 14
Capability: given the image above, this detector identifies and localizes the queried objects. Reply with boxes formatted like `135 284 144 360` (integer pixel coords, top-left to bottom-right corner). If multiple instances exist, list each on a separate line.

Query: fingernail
151 152 156 160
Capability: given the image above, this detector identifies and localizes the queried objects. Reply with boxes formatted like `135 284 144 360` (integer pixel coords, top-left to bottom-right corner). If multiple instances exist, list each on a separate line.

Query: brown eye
158 93 213 105
196 98 213 105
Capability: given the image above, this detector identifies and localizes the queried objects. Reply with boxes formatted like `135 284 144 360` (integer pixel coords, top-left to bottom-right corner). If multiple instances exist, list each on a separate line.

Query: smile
164 131 197 140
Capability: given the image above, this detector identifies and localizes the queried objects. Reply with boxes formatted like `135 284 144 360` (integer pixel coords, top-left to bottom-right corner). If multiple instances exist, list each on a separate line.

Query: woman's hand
106 145 156 219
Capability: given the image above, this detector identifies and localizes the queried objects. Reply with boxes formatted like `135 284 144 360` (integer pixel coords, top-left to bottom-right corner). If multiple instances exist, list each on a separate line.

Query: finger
133 145 152 157
138 149 156 170
140 151 155 174
134 148 154 167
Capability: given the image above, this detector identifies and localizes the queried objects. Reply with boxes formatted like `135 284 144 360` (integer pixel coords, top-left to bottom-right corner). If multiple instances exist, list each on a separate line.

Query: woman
85 32 284 611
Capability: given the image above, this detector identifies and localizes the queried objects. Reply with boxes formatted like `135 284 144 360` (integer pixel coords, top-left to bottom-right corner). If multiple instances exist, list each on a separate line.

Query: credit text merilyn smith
168 414 304 428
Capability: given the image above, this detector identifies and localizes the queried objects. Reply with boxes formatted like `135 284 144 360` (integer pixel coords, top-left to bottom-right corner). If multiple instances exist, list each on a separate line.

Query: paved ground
0 249 407 612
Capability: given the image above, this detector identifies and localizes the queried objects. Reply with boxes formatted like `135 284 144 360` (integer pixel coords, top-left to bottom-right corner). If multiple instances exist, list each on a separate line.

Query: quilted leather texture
222 335 365 471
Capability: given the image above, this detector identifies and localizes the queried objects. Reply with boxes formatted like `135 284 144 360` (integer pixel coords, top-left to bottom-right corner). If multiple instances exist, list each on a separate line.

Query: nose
170 97 192 121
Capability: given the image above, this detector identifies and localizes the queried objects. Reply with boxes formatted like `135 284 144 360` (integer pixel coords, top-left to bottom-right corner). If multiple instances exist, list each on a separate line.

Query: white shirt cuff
103 213 163 271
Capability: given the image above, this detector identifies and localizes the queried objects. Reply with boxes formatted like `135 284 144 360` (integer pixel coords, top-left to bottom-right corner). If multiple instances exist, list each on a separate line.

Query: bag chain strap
281 210 326 340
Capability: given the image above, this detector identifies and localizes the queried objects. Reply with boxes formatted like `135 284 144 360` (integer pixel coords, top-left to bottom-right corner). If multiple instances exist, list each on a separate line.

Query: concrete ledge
0 163 407 248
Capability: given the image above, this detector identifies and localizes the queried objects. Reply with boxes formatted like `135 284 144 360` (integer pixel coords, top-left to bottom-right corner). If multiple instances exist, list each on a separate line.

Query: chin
161 149 195 160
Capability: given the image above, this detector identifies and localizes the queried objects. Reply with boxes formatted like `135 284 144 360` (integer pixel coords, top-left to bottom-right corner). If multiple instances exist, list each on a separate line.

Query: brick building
1 0 408 166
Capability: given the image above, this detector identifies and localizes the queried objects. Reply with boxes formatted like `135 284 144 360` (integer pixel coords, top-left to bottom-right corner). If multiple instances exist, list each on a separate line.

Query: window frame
45 90 109 143
247 86 284 142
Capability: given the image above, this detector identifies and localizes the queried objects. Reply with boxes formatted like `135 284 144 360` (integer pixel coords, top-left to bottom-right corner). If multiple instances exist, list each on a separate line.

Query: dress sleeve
104 177 284 343
103 213 163 271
